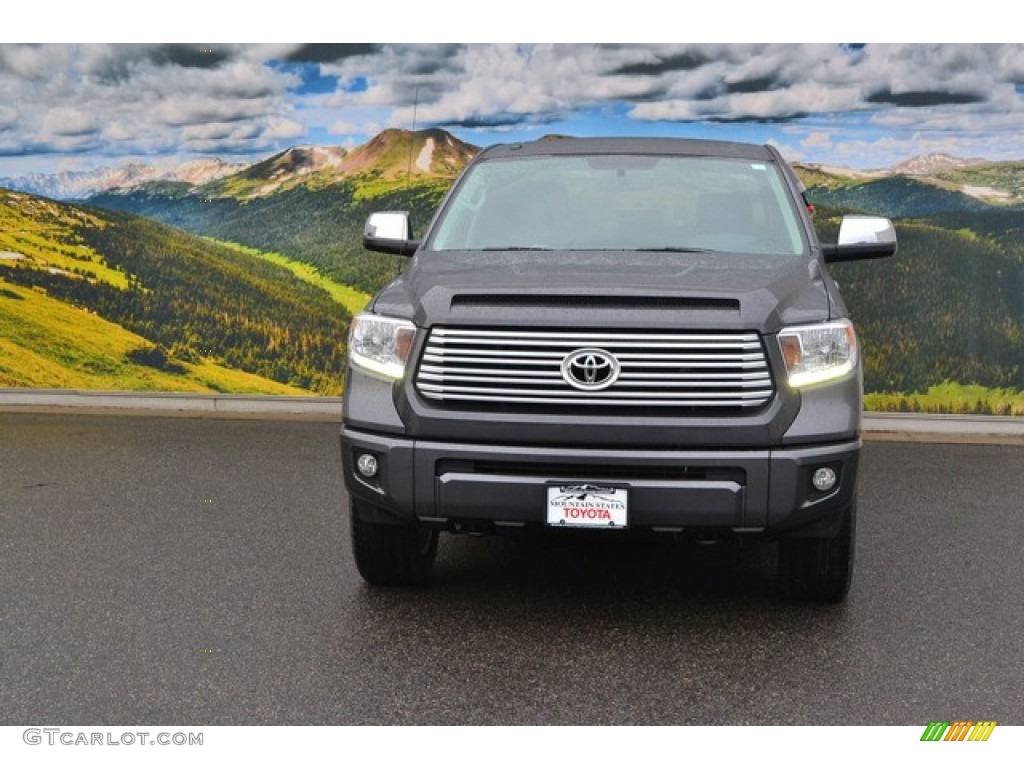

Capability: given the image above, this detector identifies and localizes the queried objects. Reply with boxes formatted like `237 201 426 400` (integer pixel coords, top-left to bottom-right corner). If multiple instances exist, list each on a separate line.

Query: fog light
356 453 379 478
812 467 837 492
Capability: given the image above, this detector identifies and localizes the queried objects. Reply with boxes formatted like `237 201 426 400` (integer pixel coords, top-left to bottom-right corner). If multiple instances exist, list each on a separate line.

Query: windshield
428 154 807 257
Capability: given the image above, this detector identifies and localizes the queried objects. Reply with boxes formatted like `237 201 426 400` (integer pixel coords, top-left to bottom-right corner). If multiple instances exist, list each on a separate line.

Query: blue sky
2 42 1023 176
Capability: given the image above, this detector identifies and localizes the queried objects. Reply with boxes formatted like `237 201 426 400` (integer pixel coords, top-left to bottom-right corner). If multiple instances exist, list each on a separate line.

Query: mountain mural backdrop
2 128 1023 413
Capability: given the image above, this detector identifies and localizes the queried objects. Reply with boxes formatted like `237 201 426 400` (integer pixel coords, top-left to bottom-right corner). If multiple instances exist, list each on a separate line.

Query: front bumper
342 427 860 538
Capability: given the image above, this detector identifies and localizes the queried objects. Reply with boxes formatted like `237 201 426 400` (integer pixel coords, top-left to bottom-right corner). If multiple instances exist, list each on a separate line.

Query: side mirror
363 211 420 256
822 215 897 263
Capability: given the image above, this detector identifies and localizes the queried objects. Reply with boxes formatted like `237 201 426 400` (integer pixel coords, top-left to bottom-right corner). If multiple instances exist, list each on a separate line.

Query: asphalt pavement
1 412 1022 725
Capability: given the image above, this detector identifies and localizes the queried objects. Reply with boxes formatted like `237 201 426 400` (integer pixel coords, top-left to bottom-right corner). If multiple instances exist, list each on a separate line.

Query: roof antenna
394 86 420 279
405 86 419 189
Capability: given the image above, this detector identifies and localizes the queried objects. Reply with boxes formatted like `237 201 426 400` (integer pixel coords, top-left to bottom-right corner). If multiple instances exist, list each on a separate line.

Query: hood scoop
443 292 743 328
449 294 740 312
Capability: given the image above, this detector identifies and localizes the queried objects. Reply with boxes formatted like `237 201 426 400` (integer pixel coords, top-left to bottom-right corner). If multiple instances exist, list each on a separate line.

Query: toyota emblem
560 348 621 391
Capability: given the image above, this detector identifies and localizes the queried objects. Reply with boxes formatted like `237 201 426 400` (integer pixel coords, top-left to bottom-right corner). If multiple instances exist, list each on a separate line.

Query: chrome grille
415 328 774 409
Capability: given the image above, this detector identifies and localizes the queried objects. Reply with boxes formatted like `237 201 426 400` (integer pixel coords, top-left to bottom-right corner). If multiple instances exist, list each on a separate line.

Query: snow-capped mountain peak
1 158 246 200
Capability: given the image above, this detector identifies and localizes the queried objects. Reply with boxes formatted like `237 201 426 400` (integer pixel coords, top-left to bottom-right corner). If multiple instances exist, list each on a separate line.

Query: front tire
778 499 855 603
350 500 438 586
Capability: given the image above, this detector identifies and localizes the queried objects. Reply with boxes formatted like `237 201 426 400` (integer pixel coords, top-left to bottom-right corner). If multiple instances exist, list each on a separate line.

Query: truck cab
342 137 896 601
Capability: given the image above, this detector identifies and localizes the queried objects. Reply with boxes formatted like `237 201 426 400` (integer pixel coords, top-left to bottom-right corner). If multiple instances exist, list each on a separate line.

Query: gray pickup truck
341 137 896 601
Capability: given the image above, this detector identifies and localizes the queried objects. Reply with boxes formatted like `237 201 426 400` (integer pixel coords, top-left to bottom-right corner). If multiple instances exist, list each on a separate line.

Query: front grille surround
414 327 775 411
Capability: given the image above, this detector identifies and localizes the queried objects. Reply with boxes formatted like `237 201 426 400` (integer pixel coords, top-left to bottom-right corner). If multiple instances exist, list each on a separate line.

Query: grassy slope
792 165 865 190
934 162 1024 203
208 238 370 315
795 162 1024 207
0 188 355 395
0 277 306 393
803 176 991 217
0 190 128 288
865 383 1024 417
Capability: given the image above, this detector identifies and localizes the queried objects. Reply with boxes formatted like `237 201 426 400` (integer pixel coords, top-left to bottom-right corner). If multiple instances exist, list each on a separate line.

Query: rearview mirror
823 215 897 263
363 211 419 256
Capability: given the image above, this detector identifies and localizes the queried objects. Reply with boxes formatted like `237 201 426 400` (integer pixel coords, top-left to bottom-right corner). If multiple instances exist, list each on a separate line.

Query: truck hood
372 250 832 333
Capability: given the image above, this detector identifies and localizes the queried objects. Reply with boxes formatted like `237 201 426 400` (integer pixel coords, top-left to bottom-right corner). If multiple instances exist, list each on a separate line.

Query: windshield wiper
571 247 719 254
639 247 718 253
474 246 716 253
477 246 555 251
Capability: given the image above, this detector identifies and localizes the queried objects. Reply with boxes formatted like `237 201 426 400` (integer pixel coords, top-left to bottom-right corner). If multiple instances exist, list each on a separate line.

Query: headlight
777 319 857 388
348 314 416 380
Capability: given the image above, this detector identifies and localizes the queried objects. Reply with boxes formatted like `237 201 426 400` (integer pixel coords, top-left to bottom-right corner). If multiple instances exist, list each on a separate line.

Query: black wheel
778 499 855 603
350 500 438 586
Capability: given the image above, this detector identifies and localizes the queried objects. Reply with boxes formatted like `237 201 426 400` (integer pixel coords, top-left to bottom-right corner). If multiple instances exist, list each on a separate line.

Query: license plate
546 484 628 529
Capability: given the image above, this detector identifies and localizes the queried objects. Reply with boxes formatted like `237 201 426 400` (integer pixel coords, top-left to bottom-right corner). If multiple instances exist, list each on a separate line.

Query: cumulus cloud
0 44 66 81
2 43 1024 170
284 44 382 64
41 107 99 137
328 119 381 136
801 131 833 150
101 122 134 142
262 116 304 141
0 105 17 131
312 43 1024 141
0 43 301 160
369 44 669 126
359 43 1024 163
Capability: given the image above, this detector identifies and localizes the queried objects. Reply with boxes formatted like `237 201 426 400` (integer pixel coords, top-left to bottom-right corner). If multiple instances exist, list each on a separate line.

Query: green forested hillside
0 189 351 394
804 176 991 217
801 167 1024 403
89 128 472 296
208 239 370 316
91 182 448 295
0 277 307 394
80 144 1024 409
811 206 1024 394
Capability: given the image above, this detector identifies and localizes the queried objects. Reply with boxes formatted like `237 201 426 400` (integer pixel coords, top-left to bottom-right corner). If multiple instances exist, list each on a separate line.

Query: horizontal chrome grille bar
415 327 775 410
431 328 761 342
419 392 770 407
423 353 766 367
430 339 761 350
